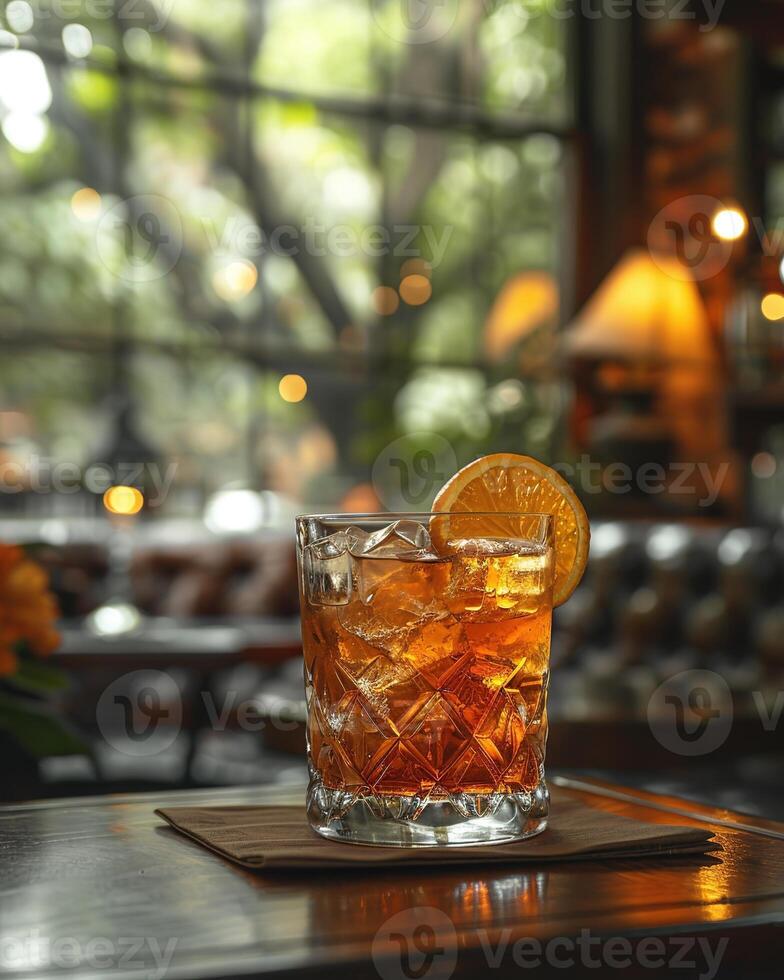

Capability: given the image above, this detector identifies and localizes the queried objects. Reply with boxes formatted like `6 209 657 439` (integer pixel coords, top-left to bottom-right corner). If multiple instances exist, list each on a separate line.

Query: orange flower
0 543 61 667
0 647 18 677
0 544 23 577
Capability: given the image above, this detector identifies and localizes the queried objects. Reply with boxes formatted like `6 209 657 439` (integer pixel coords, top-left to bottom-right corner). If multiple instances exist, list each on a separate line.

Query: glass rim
296 512 554 522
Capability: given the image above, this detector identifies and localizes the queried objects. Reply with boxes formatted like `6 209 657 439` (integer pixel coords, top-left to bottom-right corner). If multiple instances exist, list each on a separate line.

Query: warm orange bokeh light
212 260 258 301
338 482 383 512
399 274 432 306
279 373 308 403
71 187 102 221
400 258 432 280
711 206 747 242
761 293 784 321
103 485 144 515
371 286 399 316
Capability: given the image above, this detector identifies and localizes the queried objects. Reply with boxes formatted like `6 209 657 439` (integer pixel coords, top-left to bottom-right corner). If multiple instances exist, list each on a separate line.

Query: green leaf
6 659 69 696
0 692 87 759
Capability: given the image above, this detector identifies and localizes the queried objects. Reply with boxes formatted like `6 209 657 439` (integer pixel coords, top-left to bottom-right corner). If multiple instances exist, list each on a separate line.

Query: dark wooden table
1 776 783 980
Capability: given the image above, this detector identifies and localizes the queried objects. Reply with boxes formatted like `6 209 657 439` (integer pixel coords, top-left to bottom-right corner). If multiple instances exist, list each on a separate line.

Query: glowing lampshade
564 249 715 366
484 272 559 361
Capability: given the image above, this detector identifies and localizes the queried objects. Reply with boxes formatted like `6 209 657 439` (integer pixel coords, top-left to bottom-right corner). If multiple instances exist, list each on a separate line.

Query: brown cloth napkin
156 789 718 870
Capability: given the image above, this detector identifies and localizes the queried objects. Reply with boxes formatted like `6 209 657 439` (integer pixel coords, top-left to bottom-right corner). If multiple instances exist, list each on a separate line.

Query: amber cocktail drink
297 513 554 846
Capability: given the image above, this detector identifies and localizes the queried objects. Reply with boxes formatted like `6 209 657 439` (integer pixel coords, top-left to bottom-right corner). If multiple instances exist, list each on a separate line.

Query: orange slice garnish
431 453 590 607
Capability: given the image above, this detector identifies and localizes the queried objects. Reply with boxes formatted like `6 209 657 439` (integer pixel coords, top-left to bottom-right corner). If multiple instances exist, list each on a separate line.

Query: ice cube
344 526 370 556
445 541 551 621
310 531 348 559
349 519 432 559
493 549 552 602
338 560 451 654
345 520 436 604
446 538 536 557
356 557 401 605
303 532 352 606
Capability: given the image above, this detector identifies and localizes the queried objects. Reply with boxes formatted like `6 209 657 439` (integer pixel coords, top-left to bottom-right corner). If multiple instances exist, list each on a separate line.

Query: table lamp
564 248 715 368
484 271 559 365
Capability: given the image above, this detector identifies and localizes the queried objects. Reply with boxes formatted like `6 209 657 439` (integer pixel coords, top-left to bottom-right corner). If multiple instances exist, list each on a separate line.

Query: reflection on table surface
1 778 783 979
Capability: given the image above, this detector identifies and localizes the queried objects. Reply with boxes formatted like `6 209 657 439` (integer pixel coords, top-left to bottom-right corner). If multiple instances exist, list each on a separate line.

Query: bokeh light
205 489 264 533
6 1 34 33
123 27 153 61
400 258 432 280
212 260 258 301
399 274 432 306
761 293 784 321
338 482 382 512
0 50 52 153
88 602 141 637
0 50 52 113
371 285 399 316
62 24 93 59
103 485 144 516
711 206 747 242
279 373 308 403
751 452 777 479
0 410 29 439
2 112 48 153
487 378 525 413
71 187 102 221
0 30 20 50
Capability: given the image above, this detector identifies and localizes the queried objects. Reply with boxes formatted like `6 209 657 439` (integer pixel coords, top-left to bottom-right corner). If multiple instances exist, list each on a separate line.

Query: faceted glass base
308 779 549 847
